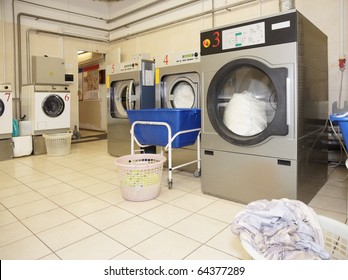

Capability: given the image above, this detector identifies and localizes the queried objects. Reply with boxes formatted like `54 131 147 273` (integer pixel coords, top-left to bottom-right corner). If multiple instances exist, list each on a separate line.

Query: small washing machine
107 59 156 156
0 83 13 161
200 10 328 204
21 84 71 135
155 50 201 172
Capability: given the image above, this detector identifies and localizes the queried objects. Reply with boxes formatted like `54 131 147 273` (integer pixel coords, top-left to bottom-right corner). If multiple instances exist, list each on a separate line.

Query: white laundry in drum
173 83 195 108
223 91 267 136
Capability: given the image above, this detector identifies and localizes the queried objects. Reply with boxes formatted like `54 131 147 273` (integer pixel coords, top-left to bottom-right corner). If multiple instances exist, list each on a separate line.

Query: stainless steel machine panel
201 150 297 203
0 139 13 161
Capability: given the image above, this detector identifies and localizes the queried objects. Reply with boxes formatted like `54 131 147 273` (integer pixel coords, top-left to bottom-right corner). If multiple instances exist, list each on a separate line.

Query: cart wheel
193 170 201 177
168 180 173 189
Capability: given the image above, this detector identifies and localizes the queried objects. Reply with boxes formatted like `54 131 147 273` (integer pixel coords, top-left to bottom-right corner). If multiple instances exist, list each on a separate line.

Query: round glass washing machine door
0 99 4 117
42 95 65 117
207 58 288 146
110 80 136 119
163 75 199 108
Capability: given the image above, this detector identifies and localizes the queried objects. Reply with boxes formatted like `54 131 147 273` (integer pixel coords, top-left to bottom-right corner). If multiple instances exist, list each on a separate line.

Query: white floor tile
8 199 58 220
0 191 44 208
116 199 163 215
55 233 127 260
169 213 228 243
97 189 125 205
197 200 245 223
103 216 164 247
0 221 33 247
35 183 76 197
63 197 110 217
205 227 250 260
21 208 76 233
82 206 134 230
169 193 216 212
37 219 98 251
0 209 18 226
48 189 91 206
132 229 201 260
0 184 32 199
185 245 238 260
140 203 193 227
82 181 118 196
111 249 147 260
0 235 52 260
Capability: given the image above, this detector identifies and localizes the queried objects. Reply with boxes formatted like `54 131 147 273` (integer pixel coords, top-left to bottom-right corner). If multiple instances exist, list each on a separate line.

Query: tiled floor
0 139 347 260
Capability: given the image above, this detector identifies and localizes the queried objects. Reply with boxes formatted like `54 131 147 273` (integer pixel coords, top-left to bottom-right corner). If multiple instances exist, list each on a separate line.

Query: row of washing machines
107 10 329 204
107 51 201 170
0 83 71 159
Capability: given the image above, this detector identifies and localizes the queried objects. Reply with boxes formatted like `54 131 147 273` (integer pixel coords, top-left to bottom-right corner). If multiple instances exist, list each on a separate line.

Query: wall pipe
16 12 110 118
106 0 167 23
109 0 201 31
109 0 258 42
16 0 109 22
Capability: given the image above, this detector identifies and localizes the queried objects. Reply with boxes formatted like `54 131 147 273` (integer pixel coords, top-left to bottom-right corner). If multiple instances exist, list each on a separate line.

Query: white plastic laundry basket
115 154 166 202
240 215 348 260
43 132 72 156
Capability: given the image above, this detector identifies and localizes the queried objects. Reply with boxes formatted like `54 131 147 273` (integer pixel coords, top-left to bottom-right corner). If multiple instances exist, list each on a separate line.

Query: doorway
77 50 107 139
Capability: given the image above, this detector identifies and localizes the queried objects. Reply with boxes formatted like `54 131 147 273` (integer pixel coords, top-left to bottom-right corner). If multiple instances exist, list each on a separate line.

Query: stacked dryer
0 83 13 161
156 50 201 171
200 10 328 204
107 57 156 156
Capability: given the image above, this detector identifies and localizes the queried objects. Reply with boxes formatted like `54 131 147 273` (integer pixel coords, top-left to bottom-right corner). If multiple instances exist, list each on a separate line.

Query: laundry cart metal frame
130 120 201 189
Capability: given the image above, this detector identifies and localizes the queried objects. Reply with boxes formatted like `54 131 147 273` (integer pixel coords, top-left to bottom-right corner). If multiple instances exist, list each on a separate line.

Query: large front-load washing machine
0 83 13 161
107 59 156 156
21 84 71 135
155 50 201 172
200 10 328 204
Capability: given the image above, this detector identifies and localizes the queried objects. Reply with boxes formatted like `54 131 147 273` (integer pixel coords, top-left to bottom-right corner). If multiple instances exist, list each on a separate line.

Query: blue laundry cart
330 113 348 149
126 108 201 189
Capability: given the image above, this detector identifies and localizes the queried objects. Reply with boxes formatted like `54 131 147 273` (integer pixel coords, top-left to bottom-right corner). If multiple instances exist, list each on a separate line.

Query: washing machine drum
207 58 288 146
42 95 65 117
168 77 198 108
0 99 4 117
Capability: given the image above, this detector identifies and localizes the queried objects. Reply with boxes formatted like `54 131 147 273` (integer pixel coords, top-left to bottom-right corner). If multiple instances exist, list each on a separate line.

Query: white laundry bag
223 91 267 136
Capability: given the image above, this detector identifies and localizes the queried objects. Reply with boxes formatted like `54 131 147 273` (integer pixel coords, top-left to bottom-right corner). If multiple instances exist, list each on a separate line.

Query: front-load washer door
163 74 199 108
110 80 136 119
42 94 65 117
0 99 4 117
207 58 288 146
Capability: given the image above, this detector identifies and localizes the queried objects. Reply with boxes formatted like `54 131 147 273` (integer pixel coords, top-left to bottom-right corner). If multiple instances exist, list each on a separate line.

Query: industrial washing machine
107 58 156 156
0 83 13 161
156 50 200 109
200 10 328 204
155 50 201 172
